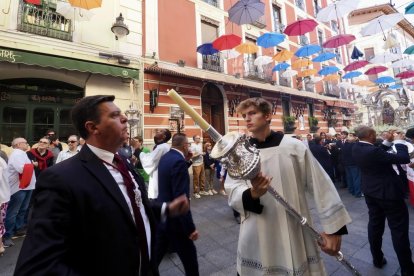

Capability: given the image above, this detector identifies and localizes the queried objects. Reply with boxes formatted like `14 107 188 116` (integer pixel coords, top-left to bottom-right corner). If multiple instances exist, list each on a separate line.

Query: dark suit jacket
352 142 410 200
157 149 195 237
15 145 161 276
341 142 357 166
309 144 334 178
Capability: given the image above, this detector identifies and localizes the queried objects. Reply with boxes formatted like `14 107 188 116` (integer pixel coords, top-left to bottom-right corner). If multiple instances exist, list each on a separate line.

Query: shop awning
0 48 139 79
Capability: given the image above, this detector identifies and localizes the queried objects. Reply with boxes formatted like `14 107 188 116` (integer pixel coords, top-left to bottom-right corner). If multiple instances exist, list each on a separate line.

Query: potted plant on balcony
308 116 319 133
283 115 297 134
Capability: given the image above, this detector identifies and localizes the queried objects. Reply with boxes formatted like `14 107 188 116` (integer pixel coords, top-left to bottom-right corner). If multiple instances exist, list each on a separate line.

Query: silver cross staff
167 89 361 275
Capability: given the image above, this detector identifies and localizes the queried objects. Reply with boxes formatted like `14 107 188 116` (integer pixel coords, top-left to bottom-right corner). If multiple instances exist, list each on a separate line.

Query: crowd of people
1 95 414 275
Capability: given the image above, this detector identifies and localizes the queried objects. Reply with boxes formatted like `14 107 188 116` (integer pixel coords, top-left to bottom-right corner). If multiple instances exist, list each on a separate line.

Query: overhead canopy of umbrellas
316 0 360 23
360 13 405 41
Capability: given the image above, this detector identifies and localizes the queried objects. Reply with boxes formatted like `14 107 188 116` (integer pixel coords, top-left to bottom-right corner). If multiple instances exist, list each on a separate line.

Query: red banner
25 0 42 5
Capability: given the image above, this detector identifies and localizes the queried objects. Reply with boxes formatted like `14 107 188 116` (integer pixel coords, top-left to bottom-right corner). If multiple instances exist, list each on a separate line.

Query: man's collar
87 144 114 164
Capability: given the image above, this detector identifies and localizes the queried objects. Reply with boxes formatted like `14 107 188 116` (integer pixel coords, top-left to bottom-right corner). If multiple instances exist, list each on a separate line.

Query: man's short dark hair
172 133 187 148
313 136 322 145
164 129 172 143
355 125 375 140
406 128 414 139
71 95 115 139
236 97 272 124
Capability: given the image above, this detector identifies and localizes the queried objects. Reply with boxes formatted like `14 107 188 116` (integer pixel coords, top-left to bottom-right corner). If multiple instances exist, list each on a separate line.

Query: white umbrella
57 2 95 21
370 52 401 64
391 59 414 68
361 13 405 39
338 81 353 89
281 69 298 78
383 33 399 50
254 56 273 66
316 0 360 23
308 76 323 83
221 49 240 59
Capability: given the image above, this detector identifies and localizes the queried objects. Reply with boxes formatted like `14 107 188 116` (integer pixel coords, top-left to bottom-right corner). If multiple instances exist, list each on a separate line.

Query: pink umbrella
212 34 242 51
344 60 370 71
406 81 414 85
283 19 318 36
365 66 388 75
396 71 414 79
322 34 356 48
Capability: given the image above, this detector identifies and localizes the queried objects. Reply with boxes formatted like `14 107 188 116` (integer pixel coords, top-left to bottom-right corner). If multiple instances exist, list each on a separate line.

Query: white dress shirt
55 149 79 163
7 148 36 195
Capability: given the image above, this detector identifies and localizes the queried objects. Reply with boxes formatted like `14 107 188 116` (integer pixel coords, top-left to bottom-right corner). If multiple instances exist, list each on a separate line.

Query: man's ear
85 121 99 135
264 113 272 124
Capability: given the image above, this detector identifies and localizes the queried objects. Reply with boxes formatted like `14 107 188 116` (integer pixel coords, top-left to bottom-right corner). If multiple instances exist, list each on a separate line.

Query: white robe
225 136 352 276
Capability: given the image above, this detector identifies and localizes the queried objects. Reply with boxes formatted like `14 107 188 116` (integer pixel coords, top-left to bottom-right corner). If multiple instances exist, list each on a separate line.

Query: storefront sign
0 49 20 63
30 95 61 103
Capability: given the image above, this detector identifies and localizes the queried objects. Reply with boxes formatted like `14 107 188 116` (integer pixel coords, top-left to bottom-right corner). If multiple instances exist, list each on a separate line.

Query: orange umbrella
323 74 340 81
368 86 380 92
273 49 294 62
355 80 375 87
235 43 258 54
291 59 312 69
298 68 317 77
68 0 102 9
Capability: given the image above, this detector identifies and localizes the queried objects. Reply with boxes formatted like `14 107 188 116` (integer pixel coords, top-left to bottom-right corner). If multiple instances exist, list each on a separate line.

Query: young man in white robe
225 98 352 276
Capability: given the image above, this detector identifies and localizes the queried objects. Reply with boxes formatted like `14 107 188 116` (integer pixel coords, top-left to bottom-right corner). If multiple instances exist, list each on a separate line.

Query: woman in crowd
203 142 217 195
0 154 9 255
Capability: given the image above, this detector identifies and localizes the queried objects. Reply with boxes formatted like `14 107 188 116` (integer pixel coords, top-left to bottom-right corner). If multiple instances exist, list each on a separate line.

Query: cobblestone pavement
1 181 414 275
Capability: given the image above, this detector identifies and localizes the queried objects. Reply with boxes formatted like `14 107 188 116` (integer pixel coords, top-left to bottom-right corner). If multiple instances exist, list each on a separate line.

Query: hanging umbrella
405 2 414 14
351 46 364 60
404 45 414 55
312 52 336 62
389 84 402 89
257 33 285 48
365 66 388 75
318 66 340 76
228 0 265 25
343 71 362 79
316 0 360 22
56 2 95 21
295 44 322 57
355 80 375 87
344 60 370 71
235 42 258 54
392 59 414 68
374 76 395 84
368 86 380 92
322 34 356 48
281 69 298 78
221 49 241 59
383 33 399 50
407 81 414 85
308 76 323 83
338 81 353 89
212 34 242 50
196 43 219 55
283 19 318 36
272 63 290 71
370 52 401 64
273 49 294 62
298 68 317 77
360 13 405 40
291 59 312 69
396 71 414 79
323 74 340 81
254 56 273 66
68 0 102 10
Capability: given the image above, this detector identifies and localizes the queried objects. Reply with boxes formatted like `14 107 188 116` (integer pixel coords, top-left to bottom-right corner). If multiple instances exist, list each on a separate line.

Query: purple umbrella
228 0 265 25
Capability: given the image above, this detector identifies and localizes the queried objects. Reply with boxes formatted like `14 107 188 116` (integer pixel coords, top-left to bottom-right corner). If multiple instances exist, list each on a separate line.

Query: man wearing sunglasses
55 135 79 163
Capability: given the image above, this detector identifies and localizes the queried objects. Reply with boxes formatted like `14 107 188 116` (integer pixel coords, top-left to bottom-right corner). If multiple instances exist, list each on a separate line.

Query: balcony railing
295 0 305 10
279 76 291 87
314 5 321 17
202 0 219 8
17 2 72 41
274 22 285 33
202 54 224 72
251 16 266 29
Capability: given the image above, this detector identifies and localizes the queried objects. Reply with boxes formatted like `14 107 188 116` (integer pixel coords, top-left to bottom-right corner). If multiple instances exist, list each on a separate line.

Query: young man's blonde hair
236 97 272 124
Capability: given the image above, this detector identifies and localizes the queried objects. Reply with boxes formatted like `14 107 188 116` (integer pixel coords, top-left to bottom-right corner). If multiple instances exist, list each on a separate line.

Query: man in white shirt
55 135 79 163
3 137 36 248
190 135 208 198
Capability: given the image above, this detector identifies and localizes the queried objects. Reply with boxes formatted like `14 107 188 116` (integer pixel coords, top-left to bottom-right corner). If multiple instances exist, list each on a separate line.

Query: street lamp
125 103 141 138
111 13 129 40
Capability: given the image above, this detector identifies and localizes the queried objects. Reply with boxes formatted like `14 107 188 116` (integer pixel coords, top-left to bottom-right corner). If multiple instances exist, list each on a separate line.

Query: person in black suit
14 95 189 276
309 136 334 181
155 133 199 275
353 126 414 275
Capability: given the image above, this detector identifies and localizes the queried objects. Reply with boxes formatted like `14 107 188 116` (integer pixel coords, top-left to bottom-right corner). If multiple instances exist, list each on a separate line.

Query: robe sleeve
139 144 169 175
225 175 255 217
302 147 352 234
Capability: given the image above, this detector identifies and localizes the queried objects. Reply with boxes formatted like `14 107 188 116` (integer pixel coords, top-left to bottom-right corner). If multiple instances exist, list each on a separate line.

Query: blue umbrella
295 44 322 57
228 0 265 25
406 2 414 14
272 63 290 72
257 33 285 48
375 76 395 84
196 43 218 55
312 52 336 62
343 71 362 79
389 84 402 89
351 46 364 60
318 66 340 76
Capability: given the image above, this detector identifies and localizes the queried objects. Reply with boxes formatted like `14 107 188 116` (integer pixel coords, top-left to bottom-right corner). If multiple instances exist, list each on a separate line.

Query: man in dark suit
14 95 189 276
353 126 414 275
309 136 334 181
155 133 199 275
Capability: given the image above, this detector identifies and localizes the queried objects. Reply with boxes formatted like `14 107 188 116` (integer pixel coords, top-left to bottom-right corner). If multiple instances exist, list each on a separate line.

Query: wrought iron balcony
251 16 266 29
314 5 321 17
274 22 285 33
202 0 219 8
279 76 291 87
17 2 72 41
202 54 224 73
295 0 305 10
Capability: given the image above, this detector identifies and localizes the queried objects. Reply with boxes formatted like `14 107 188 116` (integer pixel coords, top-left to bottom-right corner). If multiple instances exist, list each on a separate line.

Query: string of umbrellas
196 0 414 92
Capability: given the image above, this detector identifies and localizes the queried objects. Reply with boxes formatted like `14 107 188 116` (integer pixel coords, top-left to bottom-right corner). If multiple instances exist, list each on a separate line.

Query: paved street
1 181 414 275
